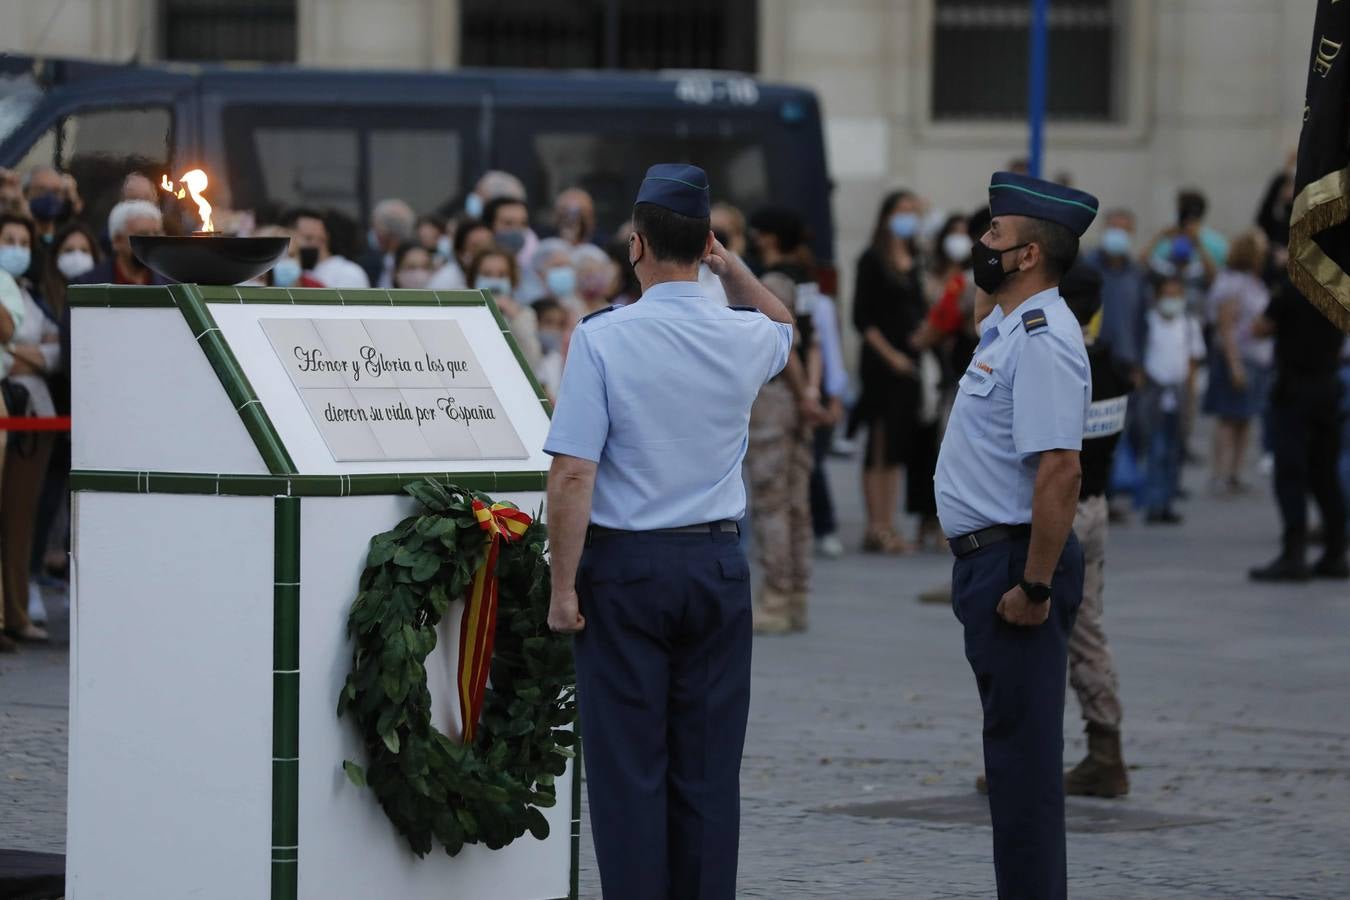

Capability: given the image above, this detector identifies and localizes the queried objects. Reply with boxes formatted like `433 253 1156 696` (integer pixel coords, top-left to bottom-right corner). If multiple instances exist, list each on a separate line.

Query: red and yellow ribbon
458 500 532 744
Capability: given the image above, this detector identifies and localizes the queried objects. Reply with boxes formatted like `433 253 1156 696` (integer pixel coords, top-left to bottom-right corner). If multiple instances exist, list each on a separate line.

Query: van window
59 106 174 232
368 130 461 218
0 71 42 147
11 126 56 180
531 132 768 231
251 126 361 219
223 106 467 227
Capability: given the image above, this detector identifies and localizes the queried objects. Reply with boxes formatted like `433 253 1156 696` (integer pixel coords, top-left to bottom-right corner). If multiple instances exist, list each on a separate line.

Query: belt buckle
967 532 981 552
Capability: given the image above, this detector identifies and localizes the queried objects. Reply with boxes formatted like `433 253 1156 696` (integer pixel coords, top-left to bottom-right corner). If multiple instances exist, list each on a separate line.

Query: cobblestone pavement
4 459 1349 898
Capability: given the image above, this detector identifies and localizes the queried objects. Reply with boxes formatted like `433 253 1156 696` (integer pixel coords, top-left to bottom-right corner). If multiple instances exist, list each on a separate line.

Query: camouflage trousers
1068 493 1123 729
746 380 813 597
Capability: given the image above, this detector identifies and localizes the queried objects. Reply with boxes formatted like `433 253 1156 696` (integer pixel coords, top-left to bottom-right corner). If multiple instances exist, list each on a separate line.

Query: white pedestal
67 283 573 900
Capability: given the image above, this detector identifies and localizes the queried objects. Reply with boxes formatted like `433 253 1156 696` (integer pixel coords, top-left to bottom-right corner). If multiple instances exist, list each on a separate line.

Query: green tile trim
69 471 143 492
480 287 553 413
570 742 582 900
194 285 492 307
272 496 301 900
67 283 179 307
70 469 549 496
171 284 298 475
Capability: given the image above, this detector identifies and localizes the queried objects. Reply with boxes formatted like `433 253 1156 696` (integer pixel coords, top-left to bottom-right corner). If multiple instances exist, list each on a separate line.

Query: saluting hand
996 584 1050 627
548 588 586 634
703 237 737 278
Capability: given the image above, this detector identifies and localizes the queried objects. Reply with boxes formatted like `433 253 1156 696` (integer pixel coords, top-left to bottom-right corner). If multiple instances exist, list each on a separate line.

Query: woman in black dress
850 190 929 553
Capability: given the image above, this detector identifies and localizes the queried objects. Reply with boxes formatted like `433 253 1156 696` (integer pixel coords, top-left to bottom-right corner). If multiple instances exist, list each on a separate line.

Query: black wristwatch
1019 579 1052 604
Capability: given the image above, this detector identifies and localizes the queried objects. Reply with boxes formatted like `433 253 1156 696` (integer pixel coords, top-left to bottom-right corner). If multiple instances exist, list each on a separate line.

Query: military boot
786 591 809 633
753 586 794 635
1064 723 1130 798
1250 533 1311 582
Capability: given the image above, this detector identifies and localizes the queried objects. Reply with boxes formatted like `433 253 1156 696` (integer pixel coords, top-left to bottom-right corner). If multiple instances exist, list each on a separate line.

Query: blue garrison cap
988 171 1099 237
635 164 711 219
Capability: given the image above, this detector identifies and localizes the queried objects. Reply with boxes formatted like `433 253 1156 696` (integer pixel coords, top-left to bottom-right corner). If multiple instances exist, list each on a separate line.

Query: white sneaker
27 580 47 626
815 534 845 558
830 436 858 457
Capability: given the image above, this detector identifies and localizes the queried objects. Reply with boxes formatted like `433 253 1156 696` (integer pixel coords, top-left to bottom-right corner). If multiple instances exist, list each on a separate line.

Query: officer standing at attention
544 163 794 900
935 171 1097 900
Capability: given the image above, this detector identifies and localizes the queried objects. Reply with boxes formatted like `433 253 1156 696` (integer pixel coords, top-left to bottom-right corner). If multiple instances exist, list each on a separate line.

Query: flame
160 168 214 232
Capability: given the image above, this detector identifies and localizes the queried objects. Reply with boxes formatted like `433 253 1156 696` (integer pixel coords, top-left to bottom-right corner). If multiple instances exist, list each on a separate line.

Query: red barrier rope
0 417 71 433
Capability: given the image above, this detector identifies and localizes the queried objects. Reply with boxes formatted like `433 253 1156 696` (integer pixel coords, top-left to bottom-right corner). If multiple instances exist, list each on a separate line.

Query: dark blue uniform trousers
952 532 1084 900
574 529 752 900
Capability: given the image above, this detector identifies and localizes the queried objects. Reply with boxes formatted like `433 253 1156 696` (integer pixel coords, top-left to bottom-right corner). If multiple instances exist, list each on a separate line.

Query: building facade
0 0 1313 281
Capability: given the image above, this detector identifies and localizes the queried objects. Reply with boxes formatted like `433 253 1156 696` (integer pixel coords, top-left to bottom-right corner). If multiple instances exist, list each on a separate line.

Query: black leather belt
586 520 739 544
948 524 1031 559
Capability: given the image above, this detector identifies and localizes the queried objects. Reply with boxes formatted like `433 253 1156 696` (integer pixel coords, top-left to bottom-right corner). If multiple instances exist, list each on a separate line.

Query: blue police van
0 54 834 275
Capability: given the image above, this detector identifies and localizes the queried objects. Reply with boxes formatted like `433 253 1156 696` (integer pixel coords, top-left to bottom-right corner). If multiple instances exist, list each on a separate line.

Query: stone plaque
261 317 528 462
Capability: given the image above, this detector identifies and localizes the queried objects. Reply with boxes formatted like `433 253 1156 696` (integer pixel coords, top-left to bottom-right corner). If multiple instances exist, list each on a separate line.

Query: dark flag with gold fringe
1290 0 1350 334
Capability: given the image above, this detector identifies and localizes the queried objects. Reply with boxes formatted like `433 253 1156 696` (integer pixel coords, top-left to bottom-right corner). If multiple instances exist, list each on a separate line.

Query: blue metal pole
1028 0 1049 178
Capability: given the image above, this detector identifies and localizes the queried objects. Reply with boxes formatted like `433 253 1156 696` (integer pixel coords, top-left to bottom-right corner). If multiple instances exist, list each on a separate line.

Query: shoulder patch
581 305 617 324
729 305 764 314
1021 309 1049 334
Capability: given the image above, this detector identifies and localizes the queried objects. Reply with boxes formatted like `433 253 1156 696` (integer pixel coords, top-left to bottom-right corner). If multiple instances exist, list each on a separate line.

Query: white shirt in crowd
2 286 61 416
427 261 467 291
312 254 371 289
810 289 850 401
1143 310 1205 388
0 271 25 379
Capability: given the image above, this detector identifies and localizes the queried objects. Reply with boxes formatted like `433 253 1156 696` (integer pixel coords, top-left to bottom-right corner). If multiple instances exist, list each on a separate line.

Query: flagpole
1028 0 1049 178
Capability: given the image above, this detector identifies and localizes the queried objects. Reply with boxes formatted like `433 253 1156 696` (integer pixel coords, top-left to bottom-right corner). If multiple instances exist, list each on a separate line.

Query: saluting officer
544 164 794 900
935 171 1099 900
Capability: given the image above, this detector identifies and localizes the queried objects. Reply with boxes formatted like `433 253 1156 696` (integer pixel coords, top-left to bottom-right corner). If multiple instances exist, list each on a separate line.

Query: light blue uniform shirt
934 287 1091 538
545 280 793 530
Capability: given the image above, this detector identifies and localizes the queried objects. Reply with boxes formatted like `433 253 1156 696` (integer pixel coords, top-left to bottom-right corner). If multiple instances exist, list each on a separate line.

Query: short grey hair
371 198 415 241
108 200 162 238
474 170 526 203
532 237 573 275
570 243 610 269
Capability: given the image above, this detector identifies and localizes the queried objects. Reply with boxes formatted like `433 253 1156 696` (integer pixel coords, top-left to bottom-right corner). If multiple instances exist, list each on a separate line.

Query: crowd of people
0 151 1346 651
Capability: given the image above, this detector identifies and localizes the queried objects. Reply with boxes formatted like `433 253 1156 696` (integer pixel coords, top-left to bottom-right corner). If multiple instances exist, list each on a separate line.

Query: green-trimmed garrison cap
988 171 1099 237
635 163 711 218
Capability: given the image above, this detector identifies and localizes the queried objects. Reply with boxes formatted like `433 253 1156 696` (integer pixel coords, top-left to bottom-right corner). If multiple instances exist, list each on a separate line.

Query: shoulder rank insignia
729 305 763 314
581 305 617 324
1021 310 1049 334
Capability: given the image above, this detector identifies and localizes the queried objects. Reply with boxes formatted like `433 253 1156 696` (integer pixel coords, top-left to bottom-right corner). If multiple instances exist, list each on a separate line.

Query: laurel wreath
337 478 576 856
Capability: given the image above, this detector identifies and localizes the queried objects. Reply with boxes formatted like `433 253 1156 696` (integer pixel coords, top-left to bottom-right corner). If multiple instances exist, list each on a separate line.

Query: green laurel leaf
339 479 576 858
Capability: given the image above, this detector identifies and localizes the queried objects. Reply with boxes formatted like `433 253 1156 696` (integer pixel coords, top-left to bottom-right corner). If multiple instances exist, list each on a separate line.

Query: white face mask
942 233 974 263
1158 296 1186 318
57 249 96 280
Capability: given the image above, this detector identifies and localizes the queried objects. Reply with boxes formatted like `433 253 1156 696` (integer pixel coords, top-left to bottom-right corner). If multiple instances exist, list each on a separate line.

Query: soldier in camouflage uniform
748 272 820 633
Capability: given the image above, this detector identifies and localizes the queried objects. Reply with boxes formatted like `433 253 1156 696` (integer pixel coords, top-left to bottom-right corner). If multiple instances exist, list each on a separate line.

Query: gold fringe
1290 167 1350 231
1288 186 1350 335
1288 254 1350 334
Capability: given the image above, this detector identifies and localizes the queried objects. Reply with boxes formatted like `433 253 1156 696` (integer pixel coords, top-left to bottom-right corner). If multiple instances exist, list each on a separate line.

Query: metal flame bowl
130 234 290 286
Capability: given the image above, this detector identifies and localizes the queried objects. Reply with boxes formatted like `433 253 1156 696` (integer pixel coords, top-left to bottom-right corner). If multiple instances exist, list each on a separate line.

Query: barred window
161 0 297 63
460 0 757 72
931 0 1121 122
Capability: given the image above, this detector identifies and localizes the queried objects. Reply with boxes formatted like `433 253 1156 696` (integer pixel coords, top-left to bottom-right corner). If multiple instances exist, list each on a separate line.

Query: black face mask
972 239 1029 295
299 246 320 271
29 192 70 223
